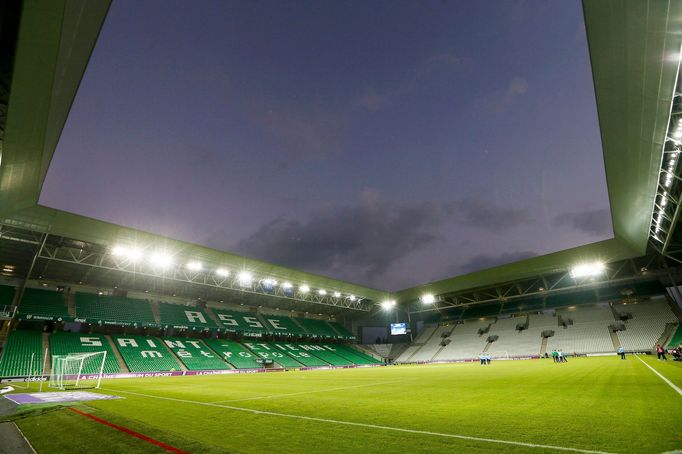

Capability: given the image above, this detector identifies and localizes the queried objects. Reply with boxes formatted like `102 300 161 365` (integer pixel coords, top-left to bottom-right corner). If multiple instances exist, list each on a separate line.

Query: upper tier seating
433 319 491 361
297 318 338 338
614 300 678 351
158 302 217 329
75 293 155 325
260 315 307 336
409 325 455 362
328 321 355 339
203 338 263 369
210 308 269 335
49 332 120 374
241 341 303 368
112 335 182 372
269 342 329 366
162 338 230 370
0 330 42 377
18 288 69 318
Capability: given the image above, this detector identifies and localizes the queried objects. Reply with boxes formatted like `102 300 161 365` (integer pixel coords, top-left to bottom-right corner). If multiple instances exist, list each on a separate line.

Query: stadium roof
1 1 681 314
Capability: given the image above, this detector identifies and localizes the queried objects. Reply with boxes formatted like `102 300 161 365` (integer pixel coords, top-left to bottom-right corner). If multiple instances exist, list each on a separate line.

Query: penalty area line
103 388 613 454
634 355 682 397
68 407 188 454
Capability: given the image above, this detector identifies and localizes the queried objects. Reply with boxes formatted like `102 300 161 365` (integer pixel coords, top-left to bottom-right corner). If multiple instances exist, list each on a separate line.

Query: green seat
204 338 262 369
0 330 42 377
18 288 69 318
49 332 120 374
162 338 230 370
112 335 182 372
75 293 155 325
158 303 217 330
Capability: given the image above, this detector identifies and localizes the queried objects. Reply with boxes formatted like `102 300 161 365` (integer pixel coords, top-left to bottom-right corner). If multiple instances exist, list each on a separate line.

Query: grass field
4 355 682 453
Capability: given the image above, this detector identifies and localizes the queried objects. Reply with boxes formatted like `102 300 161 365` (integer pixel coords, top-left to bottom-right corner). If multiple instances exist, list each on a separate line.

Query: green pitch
7 356 682 453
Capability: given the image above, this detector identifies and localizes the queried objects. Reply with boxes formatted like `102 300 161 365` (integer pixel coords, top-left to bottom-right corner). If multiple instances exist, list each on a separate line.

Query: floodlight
149 252 173 268
238 271 253 286
333 292 341 298
282 282 293 290
262 278 278 287
421 293 435 304
112 245 142 262
349 295 356 301
186 261 202 272
569 262 605 279
215 268 230 277
318 289 327 296
381 300 396 310
299 285 310 293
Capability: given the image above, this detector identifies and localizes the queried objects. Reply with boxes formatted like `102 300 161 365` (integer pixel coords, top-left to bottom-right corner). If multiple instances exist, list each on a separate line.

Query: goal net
488 351 510 360
49 351 107 390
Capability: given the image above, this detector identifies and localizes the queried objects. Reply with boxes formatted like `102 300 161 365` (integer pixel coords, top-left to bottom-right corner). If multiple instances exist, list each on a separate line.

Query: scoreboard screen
390 323 408 335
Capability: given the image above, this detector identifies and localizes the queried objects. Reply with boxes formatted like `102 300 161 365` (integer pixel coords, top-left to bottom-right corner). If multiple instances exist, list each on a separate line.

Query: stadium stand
433 319 491 361
297 343 355 366
489 313 556 357
668 325 682 348
203 338 263 368
49 332 120 374
75 293 156 325
210 308 269 335
546 305 614 354
158 302 217 330
409 325 454 362
270 342 329 366
613 300 678 351
297 318 338 339
328 321 355 339
0 330 42 377
0 285 15 307
162 338 230 370
241 341 303 367
261 315 307 336
112 335 182 372
331 344 383 365
395 325 437 362
18 288 69 319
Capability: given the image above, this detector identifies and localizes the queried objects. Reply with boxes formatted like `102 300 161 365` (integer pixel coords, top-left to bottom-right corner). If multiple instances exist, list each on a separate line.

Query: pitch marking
210 379 410 403
635 355 682 397
104 388 613 454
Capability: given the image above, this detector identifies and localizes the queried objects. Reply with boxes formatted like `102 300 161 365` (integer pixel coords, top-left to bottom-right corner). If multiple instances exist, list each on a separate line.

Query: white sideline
210 379 409 403
634 355 682 397
104 388 613 454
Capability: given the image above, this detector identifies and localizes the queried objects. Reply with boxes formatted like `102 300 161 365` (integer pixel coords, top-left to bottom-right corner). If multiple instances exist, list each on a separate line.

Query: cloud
474 76 529 113
450 199 532 231
253 104 343 167
233 189 444 283
553 208 612 236
460 250 538 274
353 90 388 113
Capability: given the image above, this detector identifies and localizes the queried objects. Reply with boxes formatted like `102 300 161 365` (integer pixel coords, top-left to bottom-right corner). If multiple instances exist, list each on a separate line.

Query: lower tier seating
112 335 182 372
203 338 263 369
298 343 354 366
0 330 42 377
269 342 329 367
241 341 302 368
49 332 121 374
331 344 383 365
162 338 230 370
668 324 682 348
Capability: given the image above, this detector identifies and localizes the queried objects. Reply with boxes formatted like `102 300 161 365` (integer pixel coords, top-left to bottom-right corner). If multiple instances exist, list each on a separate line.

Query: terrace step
659 322 678 348
609 330 621 350
150 300 161 324
540 337 548 356
41 332 51 374
406 326 441 361
106 335 129 373
65 292 76 317
204 305 222 327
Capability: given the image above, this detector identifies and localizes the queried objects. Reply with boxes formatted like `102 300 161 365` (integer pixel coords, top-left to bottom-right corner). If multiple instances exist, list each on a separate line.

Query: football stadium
0 1 682 453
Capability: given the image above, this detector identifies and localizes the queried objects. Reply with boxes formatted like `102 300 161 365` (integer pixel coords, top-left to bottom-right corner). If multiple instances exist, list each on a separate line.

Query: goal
488 351 510 360
49 351 107 390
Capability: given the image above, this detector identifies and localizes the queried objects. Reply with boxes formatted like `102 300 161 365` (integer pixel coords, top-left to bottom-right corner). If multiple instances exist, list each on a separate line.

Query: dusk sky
40 0 612 291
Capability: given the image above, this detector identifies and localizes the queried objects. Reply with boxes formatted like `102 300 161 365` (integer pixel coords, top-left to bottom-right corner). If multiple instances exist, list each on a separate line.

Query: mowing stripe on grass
210 379 409 403
635 355 682 397
68 407 188 454
105 388 613 454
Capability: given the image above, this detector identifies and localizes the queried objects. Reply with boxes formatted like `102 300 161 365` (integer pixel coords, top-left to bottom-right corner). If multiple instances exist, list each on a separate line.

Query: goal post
489 351 510 360
49 351 107 390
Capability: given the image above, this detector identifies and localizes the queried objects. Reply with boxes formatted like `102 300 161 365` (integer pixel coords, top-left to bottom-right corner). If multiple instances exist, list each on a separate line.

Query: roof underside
0 0 680 308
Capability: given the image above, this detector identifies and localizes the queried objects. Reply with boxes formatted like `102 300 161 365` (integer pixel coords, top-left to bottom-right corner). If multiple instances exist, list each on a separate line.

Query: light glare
186 261 202 271
422 293 435 304
569 262 605 279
